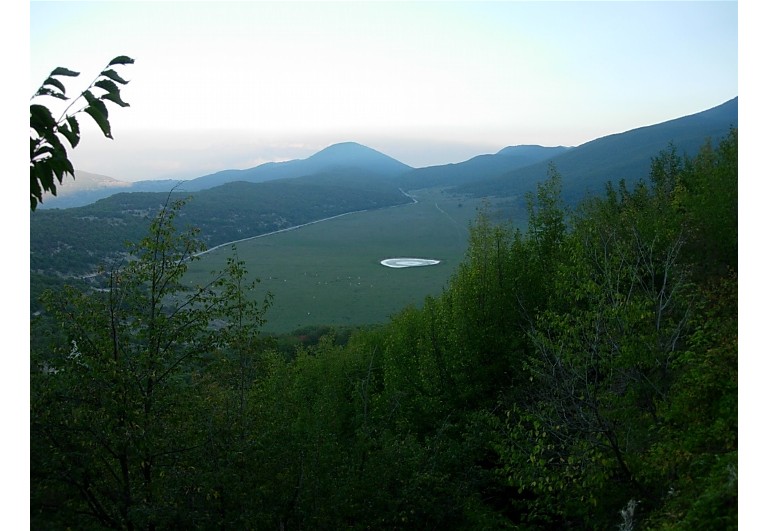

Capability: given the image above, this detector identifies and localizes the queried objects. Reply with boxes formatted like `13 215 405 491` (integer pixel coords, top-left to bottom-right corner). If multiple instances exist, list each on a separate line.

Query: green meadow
183 188 510 333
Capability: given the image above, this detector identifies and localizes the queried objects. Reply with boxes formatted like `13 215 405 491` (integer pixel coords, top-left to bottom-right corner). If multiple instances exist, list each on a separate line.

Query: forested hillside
31 129 737 529
394 144 569 190
456 97 737 203
30 171 411 279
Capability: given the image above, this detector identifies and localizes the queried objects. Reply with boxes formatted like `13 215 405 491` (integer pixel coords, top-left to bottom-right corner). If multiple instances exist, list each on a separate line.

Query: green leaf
100 68 129 85
42 76 67 94
66 116 80 147
95 79 131 107
108 56 135 66
30 104 56 135
102 92 130 108
84 106 112 139
30 171 41 210
49 151 75 183
34 162 54 192
30 137 42 160
50 67 79 77
43 127 68 154
31 144 54 163
95 79 120 95
82 89 97 107
83 91 111 121
33 87 69 101
58 123 74 146
59 121 80 149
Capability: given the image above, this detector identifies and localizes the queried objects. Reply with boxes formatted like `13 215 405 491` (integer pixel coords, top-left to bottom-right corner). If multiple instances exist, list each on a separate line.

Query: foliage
492 133 737 528
30 56 134 210
677 128 738 276
31 132 737 528
31 197 270 528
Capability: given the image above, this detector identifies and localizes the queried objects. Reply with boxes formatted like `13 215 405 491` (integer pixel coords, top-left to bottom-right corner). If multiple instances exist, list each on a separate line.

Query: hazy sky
29 1 737 181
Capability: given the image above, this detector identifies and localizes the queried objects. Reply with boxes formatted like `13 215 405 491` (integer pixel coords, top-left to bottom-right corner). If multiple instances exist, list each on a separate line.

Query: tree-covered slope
456 97 738 203
30 171 410 278
395 144 569 190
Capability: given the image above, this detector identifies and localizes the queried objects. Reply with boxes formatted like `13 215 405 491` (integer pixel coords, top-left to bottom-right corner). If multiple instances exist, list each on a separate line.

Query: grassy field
184 188 515 333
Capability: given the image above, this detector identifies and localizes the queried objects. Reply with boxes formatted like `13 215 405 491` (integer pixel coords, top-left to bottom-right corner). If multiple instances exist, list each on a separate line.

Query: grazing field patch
184 188 516 333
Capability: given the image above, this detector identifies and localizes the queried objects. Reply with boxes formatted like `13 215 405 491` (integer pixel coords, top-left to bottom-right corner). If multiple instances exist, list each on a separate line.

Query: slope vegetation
30 172 411 279
457 97 738 202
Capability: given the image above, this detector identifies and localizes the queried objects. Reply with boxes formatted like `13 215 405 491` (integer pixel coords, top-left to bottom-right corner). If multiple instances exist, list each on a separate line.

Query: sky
28 0 738 182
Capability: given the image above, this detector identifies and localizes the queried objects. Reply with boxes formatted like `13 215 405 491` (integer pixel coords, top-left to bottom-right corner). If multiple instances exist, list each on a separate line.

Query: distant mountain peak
46 170 131 198
303 142 413 174
310 142 405 162
319 141 366 150
179 141 413 191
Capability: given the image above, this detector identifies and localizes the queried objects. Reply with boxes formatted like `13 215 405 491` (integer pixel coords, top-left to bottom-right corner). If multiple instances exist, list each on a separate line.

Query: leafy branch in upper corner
29 55 134 210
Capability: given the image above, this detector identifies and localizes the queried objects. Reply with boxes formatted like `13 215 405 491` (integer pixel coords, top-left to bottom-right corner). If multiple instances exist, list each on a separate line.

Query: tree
494 136 737 528
678 128 738 276
30 197 270 528
30 56 134 210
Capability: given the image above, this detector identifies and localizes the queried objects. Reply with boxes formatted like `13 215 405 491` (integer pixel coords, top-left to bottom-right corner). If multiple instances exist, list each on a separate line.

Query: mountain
395 145 570 190
180 141 413 191
36 171 131 209
455 97 738 202
58 170 132 194
30 170 413 279
35 99 737 209
36 142 413 208
31 97 740 299
37 171 182 209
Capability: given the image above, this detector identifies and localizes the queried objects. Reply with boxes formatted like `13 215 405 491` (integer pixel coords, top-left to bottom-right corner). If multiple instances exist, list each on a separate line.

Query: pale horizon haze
29 0 738 182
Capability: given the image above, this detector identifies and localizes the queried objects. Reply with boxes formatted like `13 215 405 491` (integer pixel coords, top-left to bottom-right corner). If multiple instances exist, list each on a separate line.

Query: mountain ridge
30 97 739 289
178 141 414 192
454 97 738 201
395 144 570 191
36 97 737 209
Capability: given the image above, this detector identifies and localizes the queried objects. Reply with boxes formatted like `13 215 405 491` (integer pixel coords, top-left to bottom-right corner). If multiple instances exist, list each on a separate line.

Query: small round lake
380 258 441 269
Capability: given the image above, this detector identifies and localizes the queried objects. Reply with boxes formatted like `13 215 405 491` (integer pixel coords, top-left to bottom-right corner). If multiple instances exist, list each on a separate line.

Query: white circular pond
380 258 441 269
